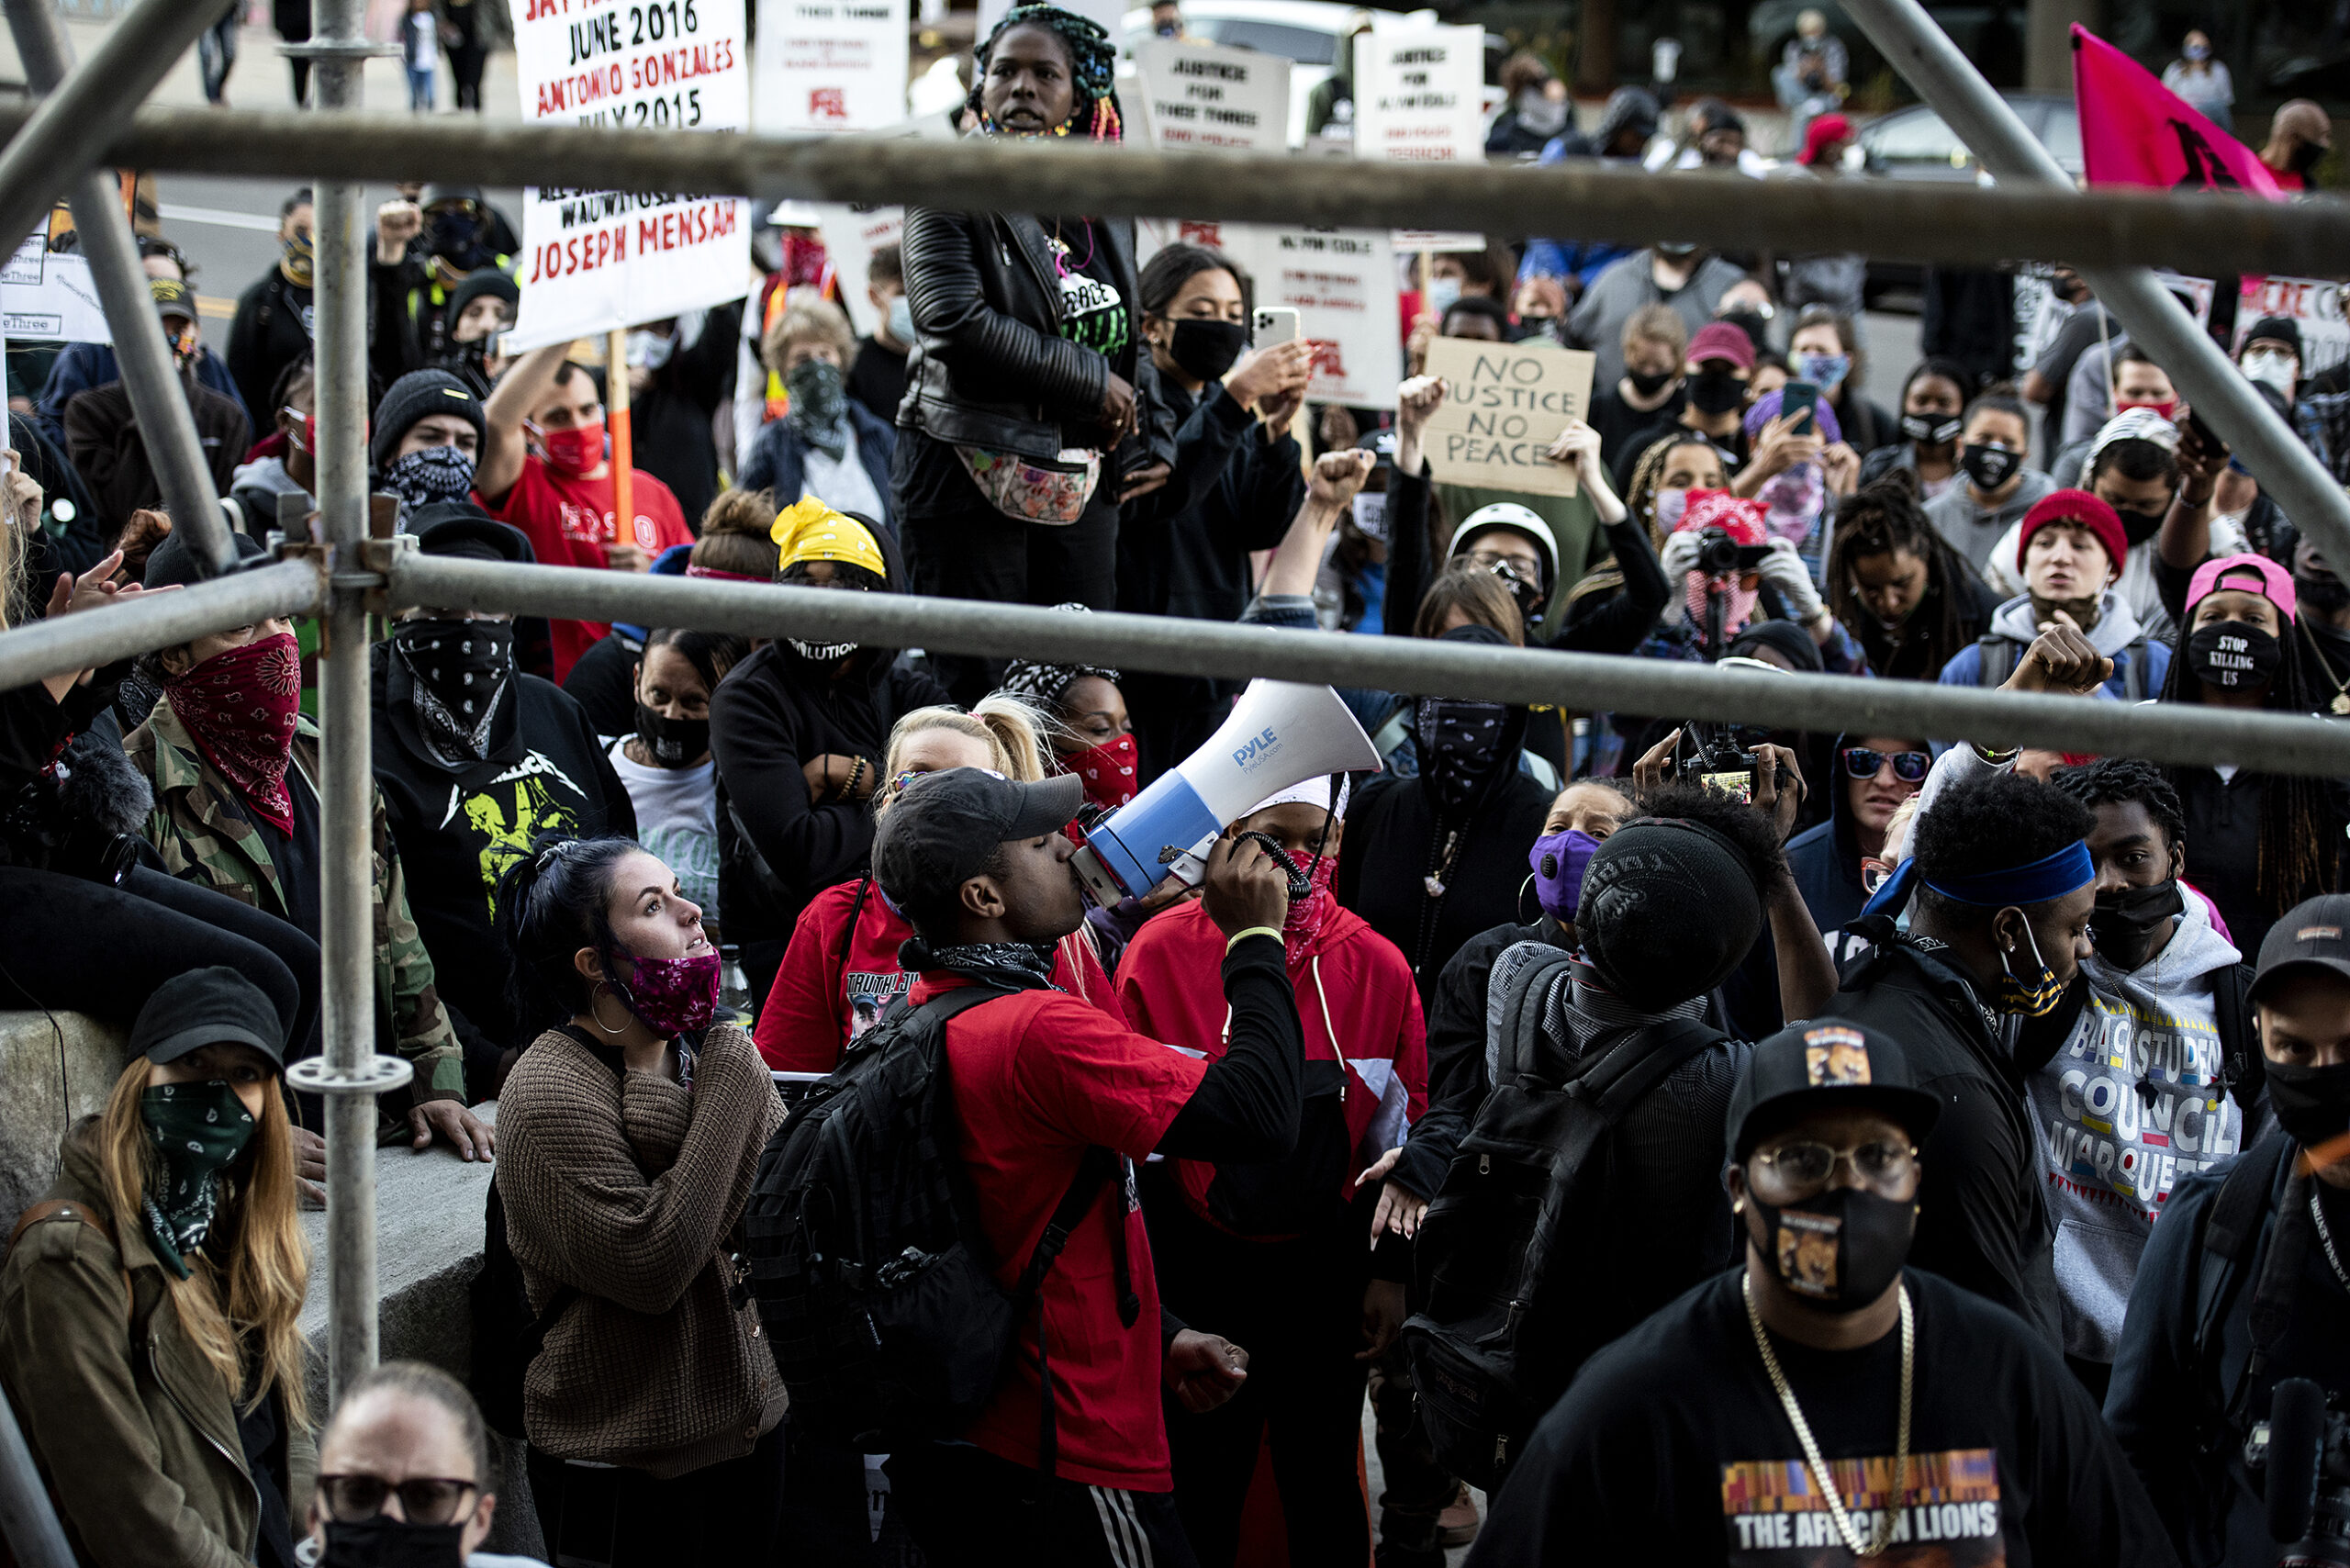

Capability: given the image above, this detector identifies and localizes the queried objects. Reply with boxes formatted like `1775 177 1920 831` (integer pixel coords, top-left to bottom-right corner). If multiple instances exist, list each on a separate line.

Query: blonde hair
762 300 856 377
1881 792 1924 865
878 700 1051 820
96 1059 309 1426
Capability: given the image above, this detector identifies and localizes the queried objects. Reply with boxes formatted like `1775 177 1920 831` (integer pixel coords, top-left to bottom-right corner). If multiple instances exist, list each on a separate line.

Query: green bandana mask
138 1081 258 1280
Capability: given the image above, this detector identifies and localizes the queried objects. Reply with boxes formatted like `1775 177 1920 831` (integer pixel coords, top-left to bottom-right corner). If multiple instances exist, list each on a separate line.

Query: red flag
2073 24 2282 197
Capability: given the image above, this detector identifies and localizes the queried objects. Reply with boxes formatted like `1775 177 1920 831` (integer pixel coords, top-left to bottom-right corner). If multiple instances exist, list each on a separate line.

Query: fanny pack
956 444 1101 525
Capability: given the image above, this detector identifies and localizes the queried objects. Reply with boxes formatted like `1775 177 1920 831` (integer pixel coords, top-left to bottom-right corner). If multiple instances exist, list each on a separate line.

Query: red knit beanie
2016 488 2127 577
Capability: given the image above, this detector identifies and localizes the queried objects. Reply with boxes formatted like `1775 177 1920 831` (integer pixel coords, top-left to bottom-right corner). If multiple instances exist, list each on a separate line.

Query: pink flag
2073 24 2282 198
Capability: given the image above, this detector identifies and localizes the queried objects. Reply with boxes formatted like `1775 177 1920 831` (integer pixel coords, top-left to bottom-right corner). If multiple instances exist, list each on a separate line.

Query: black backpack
743 985 1123 1462
468 1175 577 1440
1401 943 1726 1493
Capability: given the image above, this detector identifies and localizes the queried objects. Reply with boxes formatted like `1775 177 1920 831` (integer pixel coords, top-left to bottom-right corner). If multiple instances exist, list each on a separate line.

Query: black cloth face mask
2296 571 2350 616
1900 412 1964 446
2266 1058 2350 1149
632 703 710 768
1960 442 2020 493
1625 365 1678 398
2088 879 2185 970
2114 504 2169 546
319 1517 467 1568
1167 319 1248 383
2188 620 2281 692
1688 369 1746 416
1747 1186 1915 1307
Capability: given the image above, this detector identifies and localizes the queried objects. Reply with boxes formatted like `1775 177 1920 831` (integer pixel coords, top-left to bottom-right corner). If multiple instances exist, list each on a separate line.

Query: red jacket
1116 897 1427 1231
753 876 1126 1070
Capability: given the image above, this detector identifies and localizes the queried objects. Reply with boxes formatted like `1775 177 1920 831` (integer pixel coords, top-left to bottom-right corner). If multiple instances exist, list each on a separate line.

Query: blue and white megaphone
1071 680 1382 907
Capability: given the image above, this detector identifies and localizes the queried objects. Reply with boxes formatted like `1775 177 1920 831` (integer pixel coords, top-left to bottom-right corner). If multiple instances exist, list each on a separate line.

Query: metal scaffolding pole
0 0 232 268
283 0 408 1409
1838 0 2350 583
0 560 320 692
0 104 2347 279
1 0 235 578
386 554 2350 778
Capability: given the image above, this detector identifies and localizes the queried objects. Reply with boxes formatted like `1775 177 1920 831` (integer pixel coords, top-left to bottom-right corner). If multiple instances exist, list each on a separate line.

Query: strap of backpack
836 871 875 972
1576 1016 1729 1114
2204 1131 2292 1267
2215 1135 2306 1430
2123 636 2148 702
8 1199 132 1317
1014 1147 1123 1491
2213 962 2264 1114
1486 941 1573 1086
1976 633 2016 689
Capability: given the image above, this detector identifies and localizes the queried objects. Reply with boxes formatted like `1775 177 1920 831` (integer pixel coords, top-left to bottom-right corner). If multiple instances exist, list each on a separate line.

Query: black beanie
1578 817 1763 1013
445 267 519 331
371 370 486 472
141 526 265 588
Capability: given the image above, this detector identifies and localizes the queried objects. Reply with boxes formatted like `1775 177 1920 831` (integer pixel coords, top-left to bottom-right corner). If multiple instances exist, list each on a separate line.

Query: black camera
2251 1377 2350 1565
1675 719 1766 802
0 772 138 885
1695 525 1771 577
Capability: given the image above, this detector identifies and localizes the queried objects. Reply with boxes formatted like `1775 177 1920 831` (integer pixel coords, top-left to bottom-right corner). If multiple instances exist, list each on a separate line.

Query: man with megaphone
871 766 1311 1568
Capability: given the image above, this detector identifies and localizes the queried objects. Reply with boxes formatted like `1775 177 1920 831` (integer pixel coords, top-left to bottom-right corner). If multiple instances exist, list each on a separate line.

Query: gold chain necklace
1741 1272 1914 1559
2300 617 2350 715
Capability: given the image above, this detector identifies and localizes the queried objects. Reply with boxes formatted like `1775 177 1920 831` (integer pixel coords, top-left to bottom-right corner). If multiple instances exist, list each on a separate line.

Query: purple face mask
620 949 722 1036
1528 828 1601 923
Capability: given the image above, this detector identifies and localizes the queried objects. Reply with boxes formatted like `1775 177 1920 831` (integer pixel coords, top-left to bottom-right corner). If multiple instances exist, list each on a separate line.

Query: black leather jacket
898 205 1152 464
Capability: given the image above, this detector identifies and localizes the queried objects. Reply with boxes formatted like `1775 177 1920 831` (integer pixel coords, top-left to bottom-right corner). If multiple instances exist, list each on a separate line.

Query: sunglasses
1841 746 1930 784
317 1473 478 1527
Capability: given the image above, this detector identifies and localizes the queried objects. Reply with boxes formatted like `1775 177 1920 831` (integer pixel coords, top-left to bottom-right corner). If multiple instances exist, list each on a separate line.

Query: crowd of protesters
0 6 2345 1567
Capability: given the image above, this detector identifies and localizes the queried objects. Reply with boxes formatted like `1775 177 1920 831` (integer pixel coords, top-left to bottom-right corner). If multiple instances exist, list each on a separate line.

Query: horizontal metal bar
389 555 2350 779
0 561 322 694
4 104 2347 276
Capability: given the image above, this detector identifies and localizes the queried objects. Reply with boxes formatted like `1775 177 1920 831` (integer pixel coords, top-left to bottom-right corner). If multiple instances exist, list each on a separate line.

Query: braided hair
2155 607 2333 922
969 5 1124 142
1826 469 1987 679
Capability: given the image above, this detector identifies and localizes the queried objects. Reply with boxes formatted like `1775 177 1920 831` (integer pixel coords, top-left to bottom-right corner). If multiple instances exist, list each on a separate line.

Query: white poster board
0 233 106 342
510 0 754 350
753 0 910 132
2234 275 2350 378
814 204 905 335
1241 226 1399 409
1134 37 1289 155
1353 27 1482 163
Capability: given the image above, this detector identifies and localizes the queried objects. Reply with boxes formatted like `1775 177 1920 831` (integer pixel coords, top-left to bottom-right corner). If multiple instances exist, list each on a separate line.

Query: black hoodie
708 524 948 960
1335 625 1554 1005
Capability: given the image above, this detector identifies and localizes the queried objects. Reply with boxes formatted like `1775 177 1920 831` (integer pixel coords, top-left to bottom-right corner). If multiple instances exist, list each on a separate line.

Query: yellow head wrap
769 496 887 582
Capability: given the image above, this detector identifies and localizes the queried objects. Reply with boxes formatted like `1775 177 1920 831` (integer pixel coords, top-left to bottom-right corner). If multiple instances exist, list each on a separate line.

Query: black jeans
900 489 1119 708
1148 1188 1373 1568
527 1423 788 1568
889 1442 1200 1568
0 864 319 1059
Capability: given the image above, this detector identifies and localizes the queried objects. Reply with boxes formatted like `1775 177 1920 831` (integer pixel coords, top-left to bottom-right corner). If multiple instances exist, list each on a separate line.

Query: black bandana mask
382 444 476 511
2088 879 2185 970
1416 697 1507 814
1747 1186 1915 1306
900 936 1057 993
391 618 514 768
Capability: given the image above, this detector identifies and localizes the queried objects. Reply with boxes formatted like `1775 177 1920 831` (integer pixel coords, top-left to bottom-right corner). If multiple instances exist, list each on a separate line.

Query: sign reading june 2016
1422 337 1595 497
753 0 908 132
511 0 752 350
1135 38 1290 155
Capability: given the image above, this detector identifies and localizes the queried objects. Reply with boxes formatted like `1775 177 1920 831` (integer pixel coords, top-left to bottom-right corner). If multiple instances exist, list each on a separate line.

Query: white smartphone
1252 306 1302 343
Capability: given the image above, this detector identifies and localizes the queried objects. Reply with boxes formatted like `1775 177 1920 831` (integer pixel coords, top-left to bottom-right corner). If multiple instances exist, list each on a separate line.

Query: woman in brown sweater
492 834 786 1563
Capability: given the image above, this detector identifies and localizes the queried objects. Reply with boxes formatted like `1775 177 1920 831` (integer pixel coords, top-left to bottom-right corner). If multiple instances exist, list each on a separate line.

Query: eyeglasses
317 1473 479 1526
1467 549 1542 581
1751 1139 1919 1199
1861 858 1894 896
1840 747 1930 784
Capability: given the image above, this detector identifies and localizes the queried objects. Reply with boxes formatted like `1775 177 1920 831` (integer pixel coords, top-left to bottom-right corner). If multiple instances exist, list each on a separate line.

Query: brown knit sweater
497 1022 787 1478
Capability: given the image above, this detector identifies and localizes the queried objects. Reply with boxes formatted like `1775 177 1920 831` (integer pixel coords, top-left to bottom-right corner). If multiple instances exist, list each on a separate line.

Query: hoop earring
589 983 632 1036
1516 871 1539 924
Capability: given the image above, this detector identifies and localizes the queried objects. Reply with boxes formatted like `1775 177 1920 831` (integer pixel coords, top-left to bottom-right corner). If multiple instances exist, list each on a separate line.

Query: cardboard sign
1135 38 1289 155
0 232 106 342
753 0 909 132
814 203 905 336
509 0 753 350
1352 27 1483 164
1420 337 1595 497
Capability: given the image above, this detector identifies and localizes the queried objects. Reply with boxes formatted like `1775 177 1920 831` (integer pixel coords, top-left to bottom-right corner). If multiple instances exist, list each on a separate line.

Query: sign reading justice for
1421 338 1595 497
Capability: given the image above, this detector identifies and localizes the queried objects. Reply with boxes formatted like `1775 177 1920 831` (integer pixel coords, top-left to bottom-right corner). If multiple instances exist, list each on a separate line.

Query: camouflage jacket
123 704 465 1118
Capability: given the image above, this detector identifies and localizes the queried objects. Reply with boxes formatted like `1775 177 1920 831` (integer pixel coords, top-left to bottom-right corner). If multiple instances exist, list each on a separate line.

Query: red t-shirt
485 454 693 681
910 972 1207 1491
753 877 1127 1070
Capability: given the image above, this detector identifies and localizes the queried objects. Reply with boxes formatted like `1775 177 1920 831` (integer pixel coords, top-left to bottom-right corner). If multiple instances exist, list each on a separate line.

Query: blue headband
1857 839 2094 924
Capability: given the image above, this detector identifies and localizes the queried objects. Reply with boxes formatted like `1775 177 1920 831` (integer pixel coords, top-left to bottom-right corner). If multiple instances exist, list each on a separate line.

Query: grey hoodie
2026 890 2257 1364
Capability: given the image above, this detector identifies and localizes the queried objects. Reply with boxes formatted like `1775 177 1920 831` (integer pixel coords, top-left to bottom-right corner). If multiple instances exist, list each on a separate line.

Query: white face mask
627 330 677 371
1653 487 1690 528
2242 351 2297 397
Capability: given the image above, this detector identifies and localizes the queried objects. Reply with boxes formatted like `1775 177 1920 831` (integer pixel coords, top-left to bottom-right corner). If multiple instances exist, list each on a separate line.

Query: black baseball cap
410 504 533 564
872 769 1085 912
2250 893 2350 1005
128 967 285 1070
1727 1019 1941 1163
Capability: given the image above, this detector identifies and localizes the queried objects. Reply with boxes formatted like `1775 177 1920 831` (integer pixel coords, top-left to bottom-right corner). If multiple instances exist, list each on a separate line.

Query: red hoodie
754 875 1126 1070
1115 896 1427 1232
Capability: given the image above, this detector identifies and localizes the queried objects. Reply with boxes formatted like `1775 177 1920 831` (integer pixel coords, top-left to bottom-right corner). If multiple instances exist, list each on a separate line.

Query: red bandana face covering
1065 733 1138 810
164 631 302 834
1281 848 1338 951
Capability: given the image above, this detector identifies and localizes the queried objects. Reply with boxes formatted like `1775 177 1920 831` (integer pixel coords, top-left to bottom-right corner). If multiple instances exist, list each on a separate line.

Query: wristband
1225 926 1283 953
